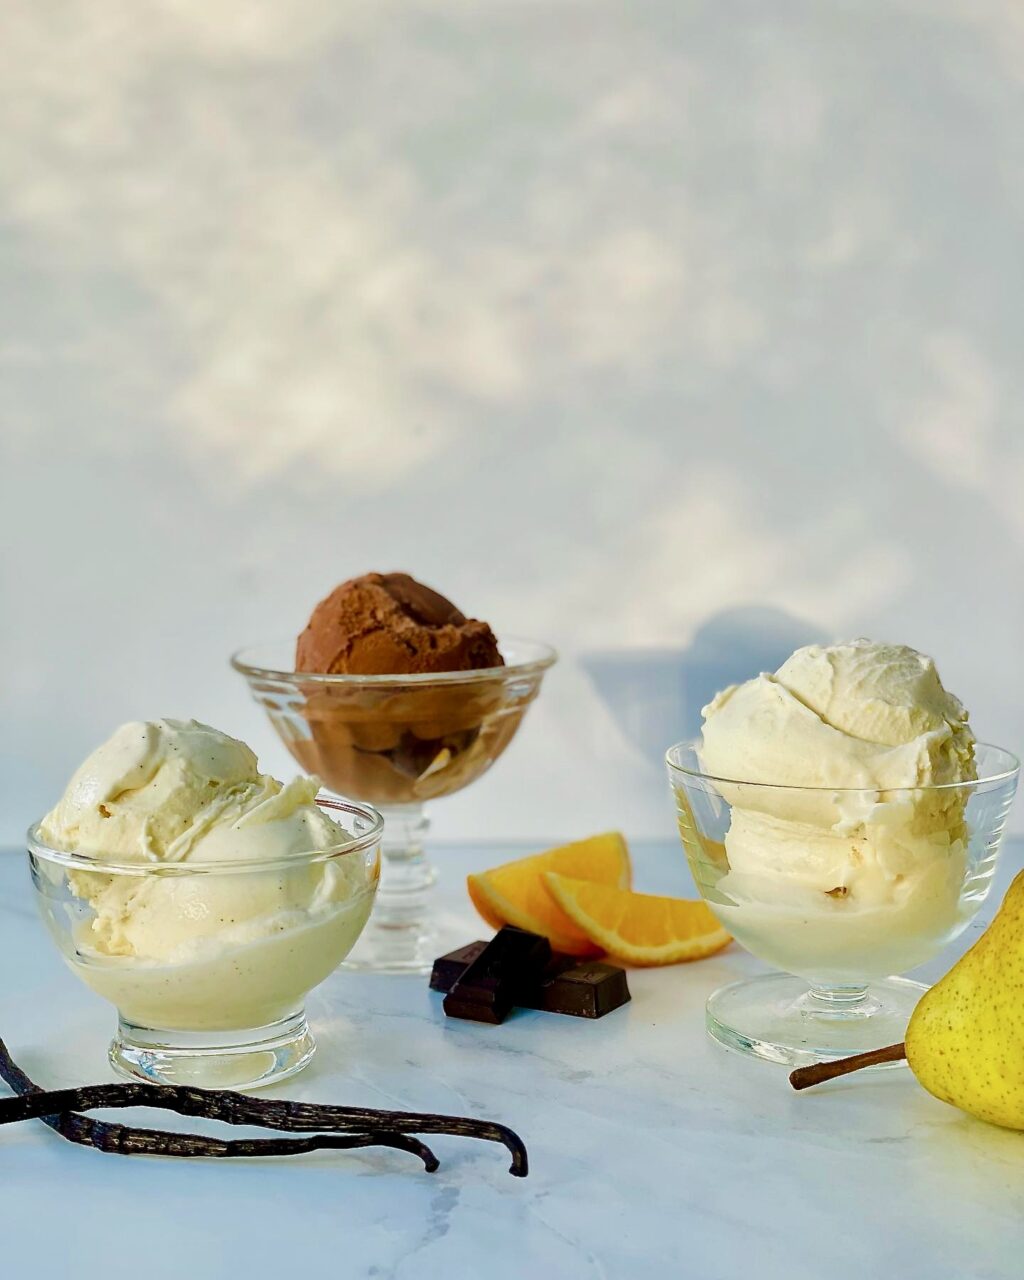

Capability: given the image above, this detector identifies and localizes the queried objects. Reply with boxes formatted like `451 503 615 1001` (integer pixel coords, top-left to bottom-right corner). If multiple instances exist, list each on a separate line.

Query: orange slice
466 879 506 933
542 873 731 966
466 833 631 956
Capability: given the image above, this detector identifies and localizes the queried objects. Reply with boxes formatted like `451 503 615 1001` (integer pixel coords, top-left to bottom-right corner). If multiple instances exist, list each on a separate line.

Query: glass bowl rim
26 795 384 878
665 739 1021 795
230 634 558 687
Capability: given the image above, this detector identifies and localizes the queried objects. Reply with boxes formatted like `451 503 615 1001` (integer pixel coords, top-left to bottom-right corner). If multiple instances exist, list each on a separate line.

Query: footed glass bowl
666 741 1019 1068
28 798 382 1089
232 637 556 974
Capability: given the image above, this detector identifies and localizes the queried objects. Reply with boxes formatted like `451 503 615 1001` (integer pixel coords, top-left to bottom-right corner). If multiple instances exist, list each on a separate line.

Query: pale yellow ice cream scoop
40 718 363 958
37 720 375 1030
698 640 977 980
700 640 975 795
43 718 288 864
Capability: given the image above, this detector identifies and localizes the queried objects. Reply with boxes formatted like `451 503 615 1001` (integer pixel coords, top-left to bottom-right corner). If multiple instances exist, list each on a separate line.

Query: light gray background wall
2 1 1022 844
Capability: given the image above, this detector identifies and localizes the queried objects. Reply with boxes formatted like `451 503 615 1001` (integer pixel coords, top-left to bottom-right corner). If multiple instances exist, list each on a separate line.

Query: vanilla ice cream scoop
698 640 977 980
41 719 263 863
40 719 364 961
701 640 975 794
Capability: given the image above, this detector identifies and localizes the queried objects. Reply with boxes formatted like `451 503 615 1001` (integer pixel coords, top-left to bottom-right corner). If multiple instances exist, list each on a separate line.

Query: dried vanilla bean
0 1039 437 1168
0 1037 527 1175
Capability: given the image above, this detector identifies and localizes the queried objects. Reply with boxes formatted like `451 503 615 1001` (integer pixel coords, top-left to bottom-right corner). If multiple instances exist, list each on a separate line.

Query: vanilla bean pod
0 1038 526 1175
0 1038 437 1169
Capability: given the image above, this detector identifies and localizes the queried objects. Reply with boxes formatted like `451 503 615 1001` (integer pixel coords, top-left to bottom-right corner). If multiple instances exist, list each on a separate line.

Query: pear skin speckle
905 869 1024 1130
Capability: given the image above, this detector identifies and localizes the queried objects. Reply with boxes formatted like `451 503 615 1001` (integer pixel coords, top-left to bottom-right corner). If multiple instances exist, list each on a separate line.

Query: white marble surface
1 838 1022 1280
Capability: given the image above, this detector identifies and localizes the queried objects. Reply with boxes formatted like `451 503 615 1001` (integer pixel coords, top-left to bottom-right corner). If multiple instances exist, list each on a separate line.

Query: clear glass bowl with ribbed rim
232 636 557 975
665 741 1019 1069
27 796 382 1090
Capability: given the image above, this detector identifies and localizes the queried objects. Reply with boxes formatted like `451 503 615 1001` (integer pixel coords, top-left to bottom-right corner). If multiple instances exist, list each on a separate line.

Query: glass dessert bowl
28 797 382 1089
666 741 1020 1068
232 637 557 973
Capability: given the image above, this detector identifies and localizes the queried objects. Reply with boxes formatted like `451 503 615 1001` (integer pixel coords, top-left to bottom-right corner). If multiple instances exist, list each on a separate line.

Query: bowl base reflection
706 973 926 1068
110 1010 316 1090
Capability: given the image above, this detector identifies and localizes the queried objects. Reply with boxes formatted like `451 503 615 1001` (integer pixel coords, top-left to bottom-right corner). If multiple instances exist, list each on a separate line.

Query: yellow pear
903 869 1024 1129
791 870 1024 1130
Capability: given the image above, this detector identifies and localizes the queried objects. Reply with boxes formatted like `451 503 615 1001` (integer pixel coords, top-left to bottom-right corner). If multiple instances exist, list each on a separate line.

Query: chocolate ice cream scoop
296 573 504 676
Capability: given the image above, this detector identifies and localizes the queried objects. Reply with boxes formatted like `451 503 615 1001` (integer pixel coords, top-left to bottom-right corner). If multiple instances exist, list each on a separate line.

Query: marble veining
0 840 1022 1280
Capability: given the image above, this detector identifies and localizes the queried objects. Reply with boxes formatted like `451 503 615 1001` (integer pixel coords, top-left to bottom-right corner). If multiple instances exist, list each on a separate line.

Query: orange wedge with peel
542 873 732 966
467 832 631 956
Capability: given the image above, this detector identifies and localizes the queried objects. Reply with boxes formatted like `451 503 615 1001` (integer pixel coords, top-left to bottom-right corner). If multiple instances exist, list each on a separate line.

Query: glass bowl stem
341 802 441 973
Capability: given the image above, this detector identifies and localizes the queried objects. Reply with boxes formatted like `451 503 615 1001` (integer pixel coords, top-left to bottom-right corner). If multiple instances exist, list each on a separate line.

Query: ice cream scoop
286 573 510 812
32 720 381 1086
296 572 503 676
40 718 370 959
667 642 1016 1069
41 718 260 864
694 640 978 981
700 639 975 794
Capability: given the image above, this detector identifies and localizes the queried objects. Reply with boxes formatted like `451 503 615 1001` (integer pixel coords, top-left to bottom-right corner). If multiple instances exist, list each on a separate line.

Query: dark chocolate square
433 934 631 1021
442 928 552 1024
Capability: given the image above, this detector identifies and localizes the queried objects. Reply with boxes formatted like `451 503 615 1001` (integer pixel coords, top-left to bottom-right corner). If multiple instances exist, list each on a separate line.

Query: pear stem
789 1042 907 1090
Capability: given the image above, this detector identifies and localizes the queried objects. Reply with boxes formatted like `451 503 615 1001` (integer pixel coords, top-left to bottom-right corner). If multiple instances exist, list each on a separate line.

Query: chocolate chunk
429 941 488 993
433 935 631 1020
442 928 552 1024
533 959 631 1018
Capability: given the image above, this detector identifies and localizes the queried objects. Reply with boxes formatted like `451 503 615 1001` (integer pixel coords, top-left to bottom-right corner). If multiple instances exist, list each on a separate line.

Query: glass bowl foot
110 1011 316 1089
341 908 472 975
706 973 926 1068
342 917 439 974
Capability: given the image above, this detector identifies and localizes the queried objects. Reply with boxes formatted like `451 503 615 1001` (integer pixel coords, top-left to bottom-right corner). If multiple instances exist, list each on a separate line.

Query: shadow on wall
580 606 824 764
